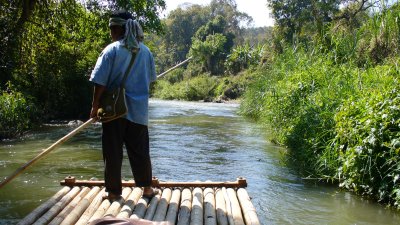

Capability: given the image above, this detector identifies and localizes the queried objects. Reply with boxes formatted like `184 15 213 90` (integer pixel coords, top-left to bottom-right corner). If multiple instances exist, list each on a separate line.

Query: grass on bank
240 3 400 208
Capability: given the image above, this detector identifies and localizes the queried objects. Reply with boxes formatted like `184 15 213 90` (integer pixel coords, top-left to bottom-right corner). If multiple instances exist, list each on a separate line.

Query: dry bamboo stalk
177 188 192 225
59 186 101 225
190 187 203 225
165 189 181 223
116 187 143 219
143 191 162 220
222 188 234 225
157 57 192 78
130 197 149 219
48 186 91 225
17 186 71 225
204 188 216 225
103 187 132 217
237 188 260 225
88 194 112 222
227 188 245 225
32 186 81 225
153 188 172 221
215 189 228 225
75 188 105 225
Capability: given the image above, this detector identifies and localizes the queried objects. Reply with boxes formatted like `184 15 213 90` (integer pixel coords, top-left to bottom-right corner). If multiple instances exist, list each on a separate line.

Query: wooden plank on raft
17 186 71 225
237 188 261 225
32 186 81 225
165 189 181 223
215 188 228 225
227 188 245 225
190 187 204 225
153 188 172 221
103 187 132 217
177 188 192 225
116 187 142 219
75 188 105 225
48 187 91 225
61 177 247 188
204 187 217 225
60 186 101 225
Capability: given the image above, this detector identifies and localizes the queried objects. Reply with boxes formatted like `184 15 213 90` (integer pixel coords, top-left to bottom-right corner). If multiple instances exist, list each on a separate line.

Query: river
0 99 399 224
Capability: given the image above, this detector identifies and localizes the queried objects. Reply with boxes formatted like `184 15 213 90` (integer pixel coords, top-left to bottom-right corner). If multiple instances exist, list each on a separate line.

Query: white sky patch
163 0 274 27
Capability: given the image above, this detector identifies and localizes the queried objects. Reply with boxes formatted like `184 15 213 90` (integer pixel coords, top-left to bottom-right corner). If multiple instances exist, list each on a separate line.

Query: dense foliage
0 83 39 139
0 0 165 138
241 2 400 208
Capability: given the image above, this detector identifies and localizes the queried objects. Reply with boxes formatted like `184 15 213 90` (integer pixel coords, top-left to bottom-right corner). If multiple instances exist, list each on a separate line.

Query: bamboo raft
18 176 260 225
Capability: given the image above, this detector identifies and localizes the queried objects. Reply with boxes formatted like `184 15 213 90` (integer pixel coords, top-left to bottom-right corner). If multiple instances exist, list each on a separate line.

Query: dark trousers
102 118 152 195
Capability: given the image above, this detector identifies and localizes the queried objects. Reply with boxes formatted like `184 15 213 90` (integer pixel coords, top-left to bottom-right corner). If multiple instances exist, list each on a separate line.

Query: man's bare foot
142 187 159 199
102 192 121 201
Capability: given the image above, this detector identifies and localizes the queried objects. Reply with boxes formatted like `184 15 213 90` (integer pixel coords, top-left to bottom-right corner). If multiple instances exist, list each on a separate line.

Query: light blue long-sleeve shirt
90 41 156 126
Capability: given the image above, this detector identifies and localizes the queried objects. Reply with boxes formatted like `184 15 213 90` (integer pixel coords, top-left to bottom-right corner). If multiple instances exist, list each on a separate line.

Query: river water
0 99 399 224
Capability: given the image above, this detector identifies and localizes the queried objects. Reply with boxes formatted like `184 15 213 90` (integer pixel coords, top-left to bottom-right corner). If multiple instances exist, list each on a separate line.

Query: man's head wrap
109 11 144 52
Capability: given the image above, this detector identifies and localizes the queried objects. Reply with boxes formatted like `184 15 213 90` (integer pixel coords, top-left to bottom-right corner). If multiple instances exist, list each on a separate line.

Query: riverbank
239 5 400 209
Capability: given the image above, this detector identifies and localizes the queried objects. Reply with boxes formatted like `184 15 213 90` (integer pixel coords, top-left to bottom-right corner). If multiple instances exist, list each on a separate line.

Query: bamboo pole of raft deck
177 188 192 225
153 188 172 221
157 57 192 78
48 186 91 225
32 186 81 225
103 187 132 217
204 187 217 225
215 189 228 225
165 189 181 223
59 186 101 225
190 187 204 225
0 118 95 189
144 191 162 220
222 188 234 225
88 193 113 222
117 187 143 218
227 188 245 225
17 186 71 225
130 196 150 219
75 188 105 225
237 188 261 225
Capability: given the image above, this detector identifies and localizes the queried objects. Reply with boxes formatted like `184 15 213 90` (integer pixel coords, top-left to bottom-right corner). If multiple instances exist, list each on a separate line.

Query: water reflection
0 99 399 224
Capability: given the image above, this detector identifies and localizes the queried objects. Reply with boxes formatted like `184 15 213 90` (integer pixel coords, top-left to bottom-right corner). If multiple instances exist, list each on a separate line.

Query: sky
162 0 274 27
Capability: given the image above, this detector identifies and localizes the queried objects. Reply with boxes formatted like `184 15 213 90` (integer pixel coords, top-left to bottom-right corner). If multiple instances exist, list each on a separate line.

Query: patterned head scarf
109 17 144 52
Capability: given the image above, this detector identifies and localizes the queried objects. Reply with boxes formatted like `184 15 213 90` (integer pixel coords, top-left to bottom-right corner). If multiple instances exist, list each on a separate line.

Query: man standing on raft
89 10 157 200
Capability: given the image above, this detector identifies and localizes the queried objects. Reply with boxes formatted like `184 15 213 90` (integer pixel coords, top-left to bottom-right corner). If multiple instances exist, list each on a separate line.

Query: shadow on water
0 99 399 224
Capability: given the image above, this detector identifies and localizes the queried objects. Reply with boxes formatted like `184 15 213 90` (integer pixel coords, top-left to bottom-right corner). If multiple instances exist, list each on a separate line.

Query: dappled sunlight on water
0 99 399 224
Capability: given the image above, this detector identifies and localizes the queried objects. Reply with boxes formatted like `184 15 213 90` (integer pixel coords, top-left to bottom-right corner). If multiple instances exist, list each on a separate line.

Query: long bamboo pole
157 57 192 78
0 118 96 188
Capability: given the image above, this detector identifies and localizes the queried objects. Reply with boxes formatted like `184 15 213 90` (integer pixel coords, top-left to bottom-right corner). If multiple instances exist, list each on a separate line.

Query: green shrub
0 83 39 139
333 87 400 207
153 74 217 101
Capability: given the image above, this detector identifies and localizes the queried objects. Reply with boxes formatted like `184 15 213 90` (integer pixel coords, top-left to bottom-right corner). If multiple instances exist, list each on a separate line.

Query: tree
164 4 210 64
268 0 377 44
209 0 252 44
0 0 167 120
190 15 234 75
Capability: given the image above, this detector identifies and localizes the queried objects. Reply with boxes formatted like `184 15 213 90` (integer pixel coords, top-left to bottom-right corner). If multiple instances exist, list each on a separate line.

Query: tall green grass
240 3 400 207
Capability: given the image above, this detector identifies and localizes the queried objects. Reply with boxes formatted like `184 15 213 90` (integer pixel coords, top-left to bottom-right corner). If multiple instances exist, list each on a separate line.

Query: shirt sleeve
89 46 114 86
